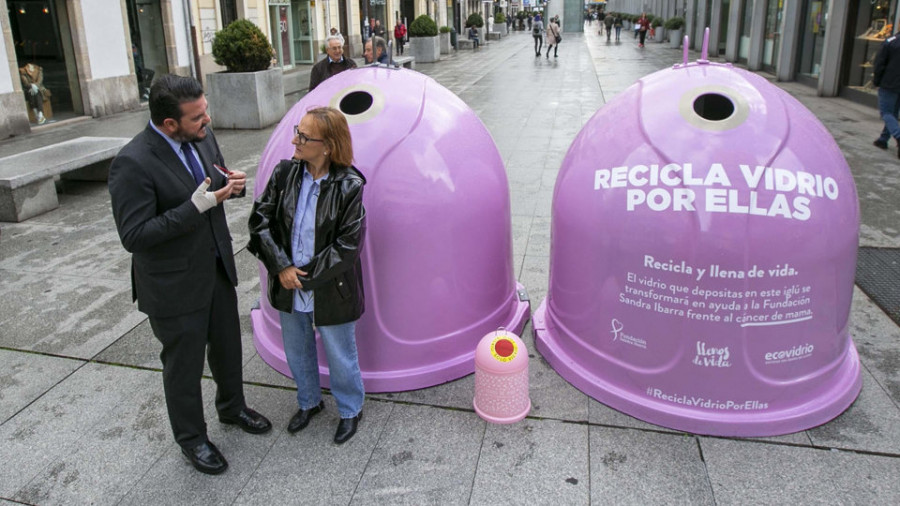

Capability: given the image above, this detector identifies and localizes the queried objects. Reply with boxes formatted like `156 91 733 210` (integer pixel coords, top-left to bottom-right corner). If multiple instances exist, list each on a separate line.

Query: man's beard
172 126 206 143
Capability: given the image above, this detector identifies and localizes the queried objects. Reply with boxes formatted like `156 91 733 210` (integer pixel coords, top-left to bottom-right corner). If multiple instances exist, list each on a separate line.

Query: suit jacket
109 124 239 318
308 56 357 91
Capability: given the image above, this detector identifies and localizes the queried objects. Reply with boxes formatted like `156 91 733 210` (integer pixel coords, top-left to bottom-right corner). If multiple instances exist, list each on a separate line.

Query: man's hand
191 178 218 213
226 170 247 195
30 84 39 95
278 266 308 290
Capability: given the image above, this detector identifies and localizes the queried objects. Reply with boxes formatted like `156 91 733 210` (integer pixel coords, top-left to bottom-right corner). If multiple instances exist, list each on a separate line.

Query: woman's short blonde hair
306 106 354 167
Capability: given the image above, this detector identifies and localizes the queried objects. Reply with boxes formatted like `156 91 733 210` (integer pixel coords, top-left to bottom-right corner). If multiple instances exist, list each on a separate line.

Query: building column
818 0 851 97
746 0 766 70
693 0 707 51
707 0 721 55
775 0 802 81
724 0 741 61
0 1 31 138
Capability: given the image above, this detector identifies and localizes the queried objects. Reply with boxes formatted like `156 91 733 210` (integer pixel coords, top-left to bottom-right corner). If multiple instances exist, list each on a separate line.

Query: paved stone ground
1 26 899 505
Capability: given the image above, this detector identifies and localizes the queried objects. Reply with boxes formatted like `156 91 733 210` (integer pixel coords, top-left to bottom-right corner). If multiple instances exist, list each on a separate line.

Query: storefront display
9 0 81 123
846 0 897 96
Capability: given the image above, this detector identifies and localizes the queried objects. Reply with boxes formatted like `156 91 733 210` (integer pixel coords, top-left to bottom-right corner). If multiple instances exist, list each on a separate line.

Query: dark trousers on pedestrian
396 37 404 55
534 35 543 55
148 260 246 450
639 30 647 45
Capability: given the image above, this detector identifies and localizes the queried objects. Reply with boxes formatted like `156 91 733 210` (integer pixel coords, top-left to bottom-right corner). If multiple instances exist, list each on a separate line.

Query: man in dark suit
109 74 271 475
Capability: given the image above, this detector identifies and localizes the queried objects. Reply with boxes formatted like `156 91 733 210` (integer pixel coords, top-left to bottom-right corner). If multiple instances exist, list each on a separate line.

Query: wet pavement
1 25 899 504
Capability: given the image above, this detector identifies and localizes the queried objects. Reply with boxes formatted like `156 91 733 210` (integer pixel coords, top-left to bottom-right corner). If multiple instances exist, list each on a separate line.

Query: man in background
309 34 357 91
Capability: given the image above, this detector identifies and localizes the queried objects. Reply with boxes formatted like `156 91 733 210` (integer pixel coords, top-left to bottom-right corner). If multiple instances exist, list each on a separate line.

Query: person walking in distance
873 31 900 158
545 16 561 58
394 20 407 56
532 13 544 57
636 13 651 48
604 12 614 42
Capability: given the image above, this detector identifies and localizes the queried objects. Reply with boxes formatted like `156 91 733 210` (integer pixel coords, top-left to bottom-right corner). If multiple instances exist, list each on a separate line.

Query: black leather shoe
182 440 228 475
334 412 362 444
874 139 888 150
219 407 272 434
287 400 325 433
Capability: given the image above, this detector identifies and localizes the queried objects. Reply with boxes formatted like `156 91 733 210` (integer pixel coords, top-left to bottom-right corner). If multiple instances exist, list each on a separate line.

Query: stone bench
0 136 130 222
487 32 502 40
393 56 415 68
457 39 476 50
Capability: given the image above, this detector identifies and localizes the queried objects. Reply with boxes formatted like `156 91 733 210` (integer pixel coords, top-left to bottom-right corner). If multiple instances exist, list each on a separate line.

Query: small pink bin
473 329 531 424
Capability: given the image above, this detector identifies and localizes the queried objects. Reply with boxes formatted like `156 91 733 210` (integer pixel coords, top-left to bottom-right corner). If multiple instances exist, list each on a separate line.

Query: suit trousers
148 258 245 449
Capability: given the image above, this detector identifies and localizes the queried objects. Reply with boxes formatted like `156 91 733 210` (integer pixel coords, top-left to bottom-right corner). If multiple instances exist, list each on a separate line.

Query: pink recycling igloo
250 66 530 392
533 39 861 436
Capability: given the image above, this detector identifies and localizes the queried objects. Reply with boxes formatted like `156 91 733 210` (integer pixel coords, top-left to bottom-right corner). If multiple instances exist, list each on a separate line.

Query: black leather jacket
247 159 366 326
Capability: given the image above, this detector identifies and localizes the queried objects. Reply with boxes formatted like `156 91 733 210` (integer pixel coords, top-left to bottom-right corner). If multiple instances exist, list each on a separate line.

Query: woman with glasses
248 107 367 444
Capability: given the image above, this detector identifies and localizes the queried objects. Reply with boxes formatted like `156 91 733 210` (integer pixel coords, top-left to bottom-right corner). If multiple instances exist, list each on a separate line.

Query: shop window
846 0 897 96
9 0 82 123
220 0 238 27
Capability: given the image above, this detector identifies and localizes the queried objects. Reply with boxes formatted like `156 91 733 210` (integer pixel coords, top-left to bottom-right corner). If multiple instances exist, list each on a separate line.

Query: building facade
1 0 449 139
607 0 898 105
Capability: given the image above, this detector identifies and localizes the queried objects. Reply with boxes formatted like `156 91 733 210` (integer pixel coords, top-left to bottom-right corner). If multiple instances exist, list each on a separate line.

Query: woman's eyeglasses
293 125 324 145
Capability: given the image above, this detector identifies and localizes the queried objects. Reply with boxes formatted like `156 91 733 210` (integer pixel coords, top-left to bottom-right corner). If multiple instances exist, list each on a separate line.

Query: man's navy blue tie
181 142 206 185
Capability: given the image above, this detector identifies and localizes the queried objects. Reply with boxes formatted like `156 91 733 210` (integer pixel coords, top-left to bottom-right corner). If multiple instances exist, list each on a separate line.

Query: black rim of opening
693 93 735 121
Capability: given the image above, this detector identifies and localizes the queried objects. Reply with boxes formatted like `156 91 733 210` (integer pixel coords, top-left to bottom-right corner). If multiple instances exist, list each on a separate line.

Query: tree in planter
495 12 506 24
664 17 686 48
664 17 685 31
466 13 484 28
409 14 439 37
408 15 440 62
211 19 274 72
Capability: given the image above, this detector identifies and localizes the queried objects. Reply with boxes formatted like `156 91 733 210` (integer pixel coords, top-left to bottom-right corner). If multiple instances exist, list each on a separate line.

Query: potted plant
207 19 283 129
651 16 665 43
664 17 685 49
408 15 440 63
440 26 452 55
495 12 508 36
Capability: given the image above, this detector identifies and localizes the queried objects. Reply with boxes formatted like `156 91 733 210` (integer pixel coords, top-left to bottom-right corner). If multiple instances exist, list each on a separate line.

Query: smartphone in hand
213 164 233 179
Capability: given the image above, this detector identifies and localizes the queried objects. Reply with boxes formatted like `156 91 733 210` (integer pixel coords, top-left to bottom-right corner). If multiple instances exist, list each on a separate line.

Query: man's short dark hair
149 74 205 126
372 36 388 56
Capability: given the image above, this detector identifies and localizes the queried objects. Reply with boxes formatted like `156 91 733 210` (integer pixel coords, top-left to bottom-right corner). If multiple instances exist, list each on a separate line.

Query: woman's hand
278 266 308 290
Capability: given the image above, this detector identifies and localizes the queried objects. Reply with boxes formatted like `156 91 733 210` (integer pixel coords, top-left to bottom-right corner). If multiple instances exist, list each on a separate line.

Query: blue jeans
278 311 364 418
877 88 900 142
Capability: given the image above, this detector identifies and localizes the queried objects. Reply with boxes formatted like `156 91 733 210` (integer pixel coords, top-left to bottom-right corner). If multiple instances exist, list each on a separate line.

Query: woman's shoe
287 400 325 433
334 412 362 444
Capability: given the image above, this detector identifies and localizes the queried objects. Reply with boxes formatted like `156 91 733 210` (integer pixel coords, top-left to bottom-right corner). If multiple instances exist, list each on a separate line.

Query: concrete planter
440 32 451 54
207 67 284 130
495 23 508 36
669 29 683 49
654 27 666 43
410 35 440 63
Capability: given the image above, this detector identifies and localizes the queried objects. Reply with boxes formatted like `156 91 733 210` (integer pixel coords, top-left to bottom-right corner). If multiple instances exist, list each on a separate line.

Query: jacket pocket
335 273 351 299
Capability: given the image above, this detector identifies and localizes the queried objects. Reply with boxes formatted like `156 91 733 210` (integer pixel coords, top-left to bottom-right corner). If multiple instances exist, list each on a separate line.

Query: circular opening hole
339 91 374 115
693 93 735 121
